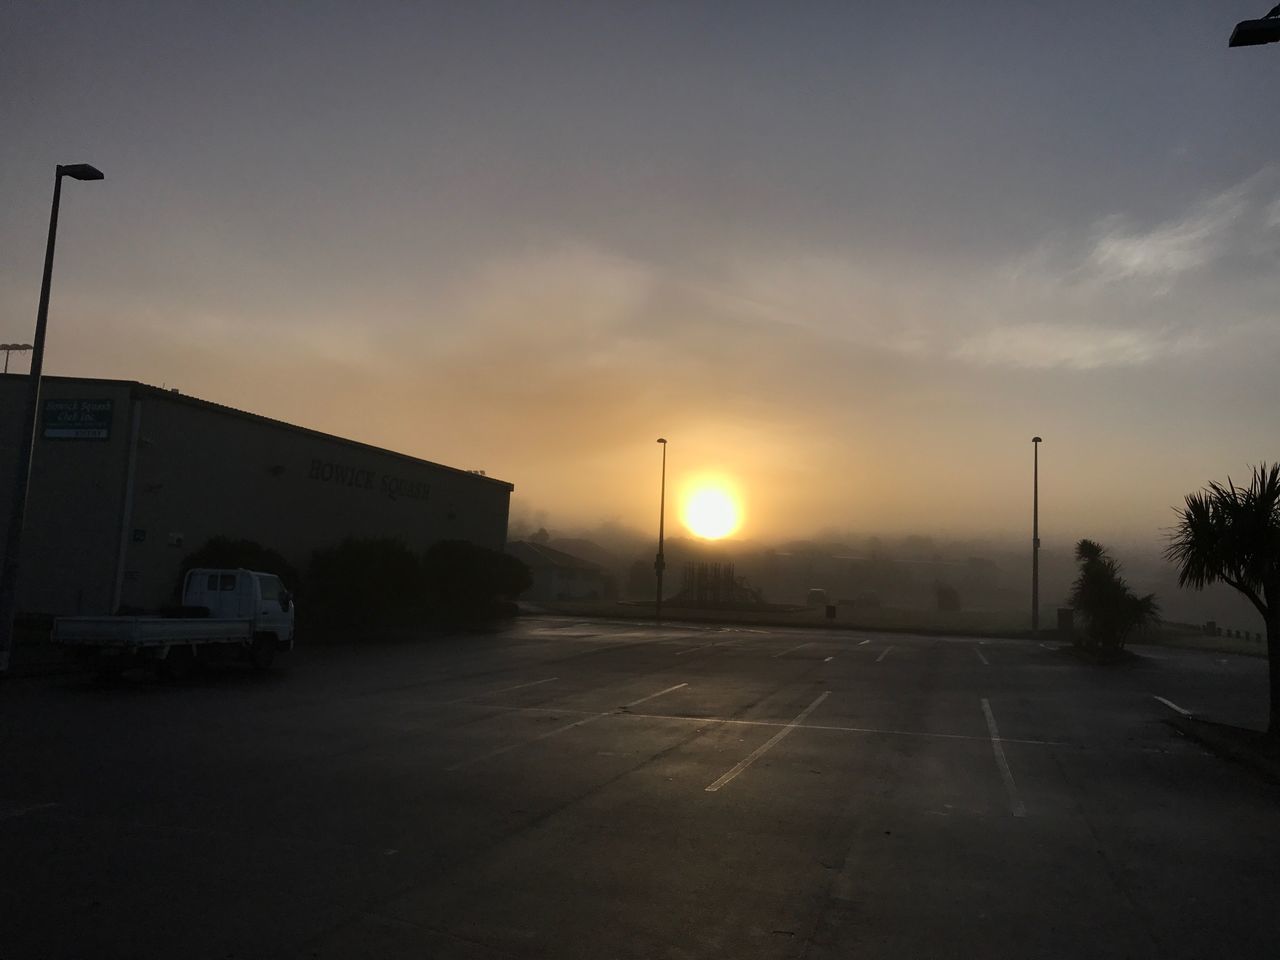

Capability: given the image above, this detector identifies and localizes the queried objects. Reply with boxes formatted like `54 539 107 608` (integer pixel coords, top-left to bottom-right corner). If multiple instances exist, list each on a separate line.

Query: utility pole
0 163 103 675
654 438 668 623
1032 436 1042 637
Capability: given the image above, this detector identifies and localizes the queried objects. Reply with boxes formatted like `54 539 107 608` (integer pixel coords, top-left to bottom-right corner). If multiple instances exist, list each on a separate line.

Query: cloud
1081 167 1280 288
953 322 1196 370
1085 187 1249 285
947 167 1280 370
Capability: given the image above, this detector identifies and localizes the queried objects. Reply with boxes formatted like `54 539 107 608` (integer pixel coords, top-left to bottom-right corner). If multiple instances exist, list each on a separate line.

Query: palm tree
1166 463 1280 735
1069 539 1158 652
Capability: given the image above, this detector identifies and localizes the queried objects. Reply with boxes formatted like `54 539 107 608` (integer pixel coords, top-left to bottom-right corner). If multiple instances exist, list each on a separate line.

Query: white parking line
675 638 743 656
446 712 611 771
705 692 831 792
981 698 1027 818
1153 695 1192 717
858 639 871 646
441 676 558 705
623 682 688 708
483 677 559 697
975 647 989 665
875 646 894 663
448 681 693 771
431 696 1064 746
773 642 813 659
824 656 834 663
0 802 59 822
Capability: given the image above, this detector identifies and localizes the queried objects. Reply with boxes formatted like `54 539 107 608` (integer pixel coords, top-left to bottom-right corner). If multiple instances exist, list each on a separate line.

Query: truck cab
182 568 295 652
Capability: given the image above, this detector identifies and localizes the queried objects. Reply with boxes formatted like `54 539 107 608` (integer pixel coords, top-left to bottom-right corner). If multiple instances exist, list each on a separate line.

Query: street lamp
0 163 104 674
654 438 668 623
1 344 33 374
1230 6 1280 46
1031 436 1042 638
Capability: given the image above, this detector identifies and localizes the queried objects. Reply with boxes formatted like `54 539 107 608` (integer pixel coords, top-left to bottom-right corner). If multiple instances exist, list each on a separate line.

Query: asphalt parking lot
2 617 1278 959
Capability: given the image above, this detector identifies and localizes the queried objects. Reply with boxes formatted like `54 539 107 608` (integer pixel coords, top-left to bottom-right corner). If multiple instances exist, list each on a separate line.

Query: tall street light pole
1031 436 1042 638
654 438 668 623
0 163 104 675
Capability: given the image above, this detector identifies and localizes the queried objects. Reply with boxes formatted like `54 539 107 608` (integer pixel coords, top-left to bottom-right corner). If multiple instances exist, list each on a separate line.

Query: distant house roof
507 541 605 572
547 537 618 569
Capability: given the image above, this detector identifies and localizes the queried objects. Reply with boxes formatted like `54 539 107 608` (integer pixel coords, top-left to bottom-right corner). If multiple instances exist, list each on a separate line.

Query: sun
681 484 742 540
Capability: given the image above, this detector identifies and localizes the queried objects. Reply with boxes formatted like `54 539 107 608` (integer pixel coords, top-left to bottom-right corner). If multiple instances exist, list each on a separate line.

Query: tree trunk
1268 615 1280 737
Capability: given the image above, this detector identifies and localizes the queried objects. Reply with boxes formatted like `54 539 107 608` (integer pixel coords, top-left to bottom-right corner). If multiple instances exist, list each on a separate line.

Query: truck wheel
250 634 276 670
156 645 195 682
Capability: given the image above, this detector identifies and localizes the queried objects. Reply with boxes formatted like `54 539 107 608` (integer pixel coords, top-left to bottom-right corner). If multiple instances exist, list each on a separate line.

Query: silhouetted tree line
177 536 531 638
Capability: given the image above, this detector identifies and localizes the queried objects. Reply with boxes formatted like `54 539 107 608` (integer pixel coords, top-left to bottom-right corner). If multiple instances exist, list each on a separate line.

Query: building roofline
507 541 605 571
2 373 514 491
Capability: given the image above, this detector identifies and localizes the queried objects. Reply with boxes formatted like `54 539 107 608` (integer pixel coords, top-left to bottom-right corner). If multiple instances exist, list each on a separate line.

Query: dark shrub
422 540 532 618
1069 539 1158 653
305 537 426 635
935 582 962 612
175 537 299 600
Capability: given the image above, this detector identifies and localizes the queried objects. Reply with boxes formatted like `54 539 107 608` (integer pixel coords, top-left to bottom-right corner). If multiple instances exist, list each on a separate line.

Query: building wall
1 376 513 615
0 377 134 615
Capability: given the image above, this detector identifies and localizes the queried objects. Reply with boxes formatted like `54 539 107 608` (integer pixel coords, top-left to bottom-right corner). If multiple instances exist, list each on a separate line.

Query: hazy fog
4 2 1280 548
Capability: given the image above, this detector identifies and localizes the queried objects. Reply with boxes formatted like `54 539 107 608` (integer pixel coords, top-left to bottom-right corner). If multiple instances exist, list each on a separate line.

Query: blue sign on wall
42 398 113 440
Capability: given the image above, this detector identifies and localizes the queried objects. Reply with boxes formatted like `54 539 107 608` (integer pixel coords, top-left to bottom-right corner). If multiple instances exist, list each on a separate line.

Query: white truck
53 568 296 679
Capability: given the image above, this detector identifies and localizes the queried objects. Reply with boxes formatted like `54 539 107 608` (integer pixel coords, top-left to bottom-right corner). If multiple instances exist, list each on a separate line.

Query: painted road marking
0 802 58 822
440 677 559 705
431 697 1064 746
981 698 1027 818
481 677 559 697
676 638 742 656
858 639 871 646
1039 642 1056 650
975 647 989 665
773 642 813 659
876 646 894 663
449 682 694 771
446 713 611 771
1153 695 1192 717
824 656 834 663
705 692 831 792
623 682 688 708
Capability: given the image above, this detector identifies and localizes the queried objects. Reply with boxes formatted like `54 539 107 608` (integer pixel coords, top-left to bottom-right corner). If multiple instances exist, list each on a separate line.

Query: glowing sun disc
682 487 741 539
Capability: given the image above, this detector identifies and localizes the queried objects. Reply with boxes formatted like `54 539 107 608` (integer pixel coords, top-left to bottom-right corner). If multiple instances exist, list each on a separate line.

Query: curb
1166 716 1280 785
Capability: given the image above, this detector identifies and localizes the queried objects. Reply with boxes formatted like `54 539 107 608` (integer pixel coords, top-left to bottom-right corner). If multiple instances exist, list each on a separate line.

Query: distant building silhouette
507 541 613 601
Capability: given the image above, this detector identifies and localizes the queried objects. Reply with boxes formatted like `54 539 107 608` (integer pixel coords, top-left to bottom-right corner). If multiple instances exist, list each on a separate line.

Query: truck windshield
257 575 285 607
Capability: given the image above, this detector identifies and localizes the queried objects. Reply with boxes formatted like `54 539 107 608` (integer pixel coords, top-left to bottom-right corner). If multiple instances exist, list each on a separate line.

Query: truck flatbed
53 617 254 648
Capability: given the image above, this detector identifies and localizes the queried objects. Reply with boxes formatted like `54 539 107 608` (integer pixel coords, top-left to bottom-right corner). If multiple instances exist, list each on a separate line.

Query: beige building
0 375 513 616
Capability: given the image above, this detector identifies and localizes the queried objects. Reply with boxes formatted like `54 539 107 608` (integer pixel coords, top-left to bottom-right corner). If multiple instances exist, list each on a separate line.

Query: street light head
1230 17 1280 46
657 437 667 444
1032 436 1042 443
58 163 104 181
